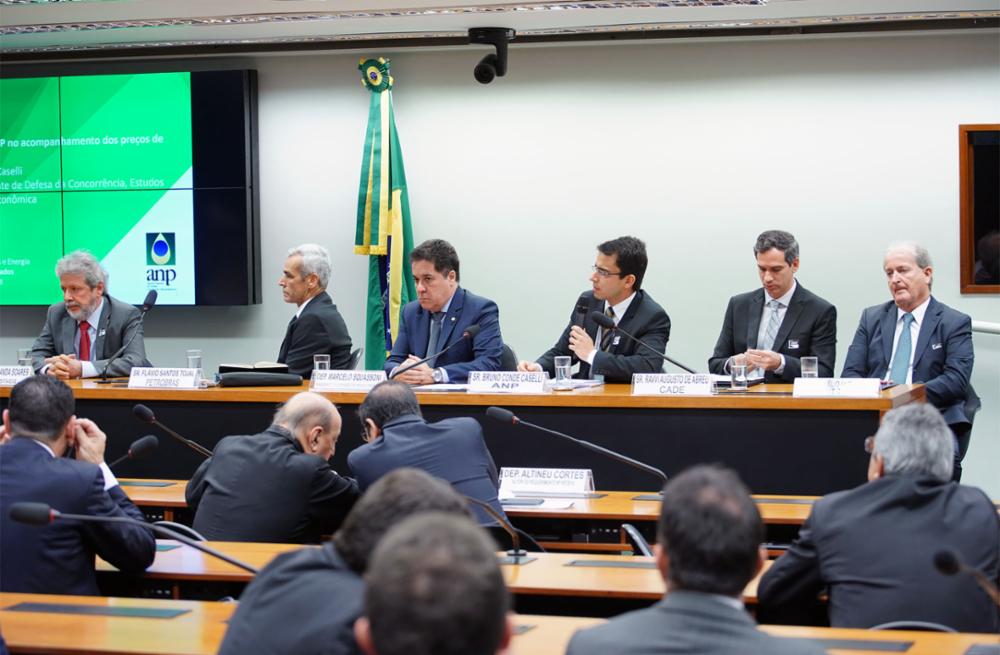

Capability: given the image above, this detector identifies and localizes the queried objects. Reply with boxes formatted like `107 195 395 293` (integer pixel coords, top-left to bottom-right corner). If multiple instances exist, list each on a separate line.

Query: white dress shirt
584 292 637 367
748 280 797 379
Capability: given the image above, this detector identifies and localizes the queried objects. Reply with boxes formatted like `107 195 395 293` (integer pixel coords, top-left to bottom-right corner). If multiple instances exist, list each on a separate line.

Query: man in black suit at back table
519 235 671 383
0 376 155 595
277 243 353 377
186 391 359 543
708 230 837 381
566 465 825 655
758 403 998 632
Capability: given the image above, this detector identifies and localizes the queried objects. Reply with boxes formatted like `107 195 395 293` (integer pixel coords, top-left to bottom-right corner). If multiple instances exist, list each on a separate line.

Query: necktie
278 315 297 363
600 306 616 351
427 312 444 368
889 313 915 384
759 300 783 352
78 320 91 361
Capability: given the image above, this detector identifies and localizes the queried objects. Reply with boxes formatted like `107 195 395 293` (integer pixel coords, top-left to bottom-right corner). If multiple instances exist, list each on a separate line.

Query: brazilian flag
355 58 416 370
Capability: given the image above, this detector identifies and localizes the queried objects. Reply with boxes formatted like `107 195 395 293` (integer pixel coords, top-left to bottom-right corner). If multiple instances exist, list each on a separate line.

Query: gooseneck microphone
486 406 667 483
589 310 697 374
98 290 157 382
108 435 159 469
934 548 1000 606
389 324 482 380
133 403 213 458
9 501 258 574
463 495 534 565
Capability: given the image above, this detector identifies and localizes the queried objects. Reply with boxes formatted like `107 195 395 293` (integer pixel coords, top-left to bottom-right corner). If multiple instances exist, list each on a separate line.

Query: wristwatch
432 368 445 383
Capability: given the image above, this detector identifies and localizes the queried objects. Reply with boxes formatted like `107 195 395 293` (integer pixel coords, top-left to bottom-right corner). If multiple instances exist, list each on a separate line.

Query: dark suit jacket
536 290 671 383
708 283 837 381
30 294 152 377
0 437 156 595
278 291 353 378
841 297 974 425
186 425 359 543
758 474 1000 632
347 414 503 525
383 287 503 383
567 590 826 655
218 543 362 655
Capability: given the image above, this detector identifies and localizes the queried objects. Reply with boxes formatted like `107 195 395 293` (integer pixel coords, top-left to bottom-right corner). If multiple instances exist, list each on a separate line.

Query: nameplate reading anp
128 367 200 389
468 371 546 394
311 370 386 392
0 366 32 386
499 467 595 497
793 378 881 398
631 373 712 396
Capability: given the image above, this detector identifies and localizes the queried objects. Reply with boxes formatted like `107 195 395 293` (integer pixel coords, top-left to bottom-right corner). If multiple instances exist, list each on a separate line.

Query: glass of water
17 348 31 367
313 354 331 371
730 362 748 391
554 356 573 390
800 356 819 378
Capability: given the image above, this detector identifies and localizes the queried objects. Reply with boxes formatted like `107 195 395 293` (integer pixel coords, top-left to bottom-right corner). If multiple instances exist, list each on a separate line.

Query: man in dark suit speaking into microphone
384 239 503 384
29 250 152 379
519 236 670 383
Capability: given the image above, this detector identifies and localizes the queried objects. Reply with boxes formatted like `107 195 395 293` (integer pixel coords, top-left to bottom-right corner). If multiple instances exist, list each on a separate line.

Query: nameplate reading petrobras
468 371 546 394
0 366 32 386
128 368 200 389
311 370 387 392
793 377 881 398
630 374 713 396
499 467 595 497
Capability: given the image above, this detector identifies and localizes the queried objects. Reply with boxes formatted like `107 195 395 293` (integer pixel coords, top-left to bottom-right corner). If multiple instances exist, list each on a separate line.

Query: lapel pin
99 329 107 337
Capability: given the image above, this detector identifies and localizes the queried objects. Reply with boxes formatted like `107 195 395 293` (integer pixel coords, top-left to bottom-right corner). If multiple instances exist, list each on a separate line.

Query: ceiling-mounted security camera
468 28 515 84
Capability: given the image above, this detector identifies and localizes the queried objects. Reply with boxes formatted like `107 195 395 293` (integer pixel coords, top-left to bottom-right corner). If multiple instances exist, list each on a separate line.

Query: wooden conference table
0 380 925 496
3 592 997 655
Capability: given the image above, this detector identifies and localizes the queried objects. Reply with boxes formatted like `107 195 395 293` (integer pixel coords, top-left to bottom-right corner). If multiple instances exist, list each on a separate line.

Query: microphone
108 435 159 469
389 324 482 380
98 290 158 382
589 310 697 375
486 406 667 484
133 403 213 458
934 548 1000 606
571 295 590 328
463 495 535 565
9 501 258 574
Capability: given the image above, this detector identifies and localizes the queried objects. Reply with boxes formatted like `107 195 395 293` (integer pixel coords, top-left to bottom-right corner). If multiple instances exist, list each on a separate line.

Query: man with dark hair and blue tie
842 242 977 480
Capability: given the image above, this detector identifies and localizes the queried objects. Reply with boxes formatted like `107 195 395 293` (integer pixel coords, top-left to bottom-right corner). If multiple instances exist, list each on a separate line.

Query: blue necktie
427 312 444 368
889 313 914 384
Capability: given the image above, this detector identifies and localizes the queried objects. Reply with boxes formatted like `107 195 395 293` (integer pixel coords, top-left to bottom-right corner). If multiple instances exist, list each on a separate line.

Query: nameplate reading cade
631 373 713 396
128 368 201 389
793 378 881 398
0 366 32 386
468 371 546 394
311 370 387 392
499 467 595 496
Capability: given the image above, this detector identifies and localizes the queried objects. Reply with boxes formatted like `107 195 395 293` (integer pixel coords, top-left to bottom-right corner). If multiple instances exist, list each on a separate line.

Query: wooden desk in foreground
6 381 925 495
2 593 997 655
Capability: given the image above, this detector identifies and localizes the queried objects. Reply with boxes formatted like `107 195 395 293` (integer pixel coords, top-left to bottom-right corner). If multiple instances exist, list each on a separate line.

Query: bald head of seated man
185 391 359 543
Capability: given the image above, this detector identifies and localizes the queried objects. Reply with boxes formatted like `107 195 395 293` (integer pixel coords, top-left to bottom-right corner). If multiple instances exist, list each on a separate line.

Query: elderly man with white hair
841 242 977 480
758 403 999 633
277 243 353 377
30 250 151 379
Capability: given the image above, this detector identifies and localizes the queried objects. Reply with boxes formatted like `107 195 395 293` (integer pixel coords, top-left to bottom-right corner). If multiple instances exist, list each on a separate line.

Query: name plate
0 366 32 386
499 467 594 497
793 377 881 398
311 370 386 391
128 367 200 389
468 371 546 394
631 373 712 396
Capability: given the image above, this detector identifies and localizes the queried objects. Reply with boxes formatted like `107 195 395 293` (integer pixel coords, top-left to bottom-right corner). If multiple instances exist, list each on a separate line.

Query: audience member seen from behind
566 465 825 655
354 512 512 655
759 403 999 632
218 468 471 655
186 391 359 543
0 376 155 595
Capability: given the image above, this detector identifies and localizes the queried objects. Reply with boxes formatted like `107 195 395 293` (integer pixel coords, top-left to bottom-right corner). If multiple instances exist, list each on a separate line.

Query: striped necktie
759 300 782 352
600 306 616 351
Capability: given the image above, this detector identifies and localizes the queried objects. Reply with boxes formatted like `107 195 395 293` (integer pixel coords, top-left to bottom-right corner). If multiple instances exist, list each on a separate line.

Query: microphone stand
589 311 697 374
134 405 213 458
97 311 150 384
389 327 478 380
464 496 536 565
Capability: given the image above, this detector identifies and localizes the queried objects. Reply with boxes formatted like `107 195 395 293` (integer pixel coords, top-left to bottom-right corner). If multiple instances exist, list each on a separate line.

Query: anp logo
146 233 175 266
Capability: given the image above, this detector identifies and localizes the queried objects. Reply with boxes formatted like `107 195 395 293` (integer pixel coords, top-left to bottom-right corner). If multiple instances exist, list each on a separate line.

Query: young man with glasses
519 236 670 383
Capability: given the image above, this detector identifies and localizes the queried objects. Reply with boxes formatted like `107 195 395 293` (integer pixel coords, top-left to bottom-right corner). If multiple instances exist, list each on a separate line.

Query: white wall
2 31 997 494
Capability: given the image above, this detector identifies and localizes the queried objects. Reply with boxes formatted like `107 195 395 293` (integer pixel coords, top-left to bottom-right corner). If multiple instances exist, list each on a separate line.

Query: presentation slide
0 72 195 305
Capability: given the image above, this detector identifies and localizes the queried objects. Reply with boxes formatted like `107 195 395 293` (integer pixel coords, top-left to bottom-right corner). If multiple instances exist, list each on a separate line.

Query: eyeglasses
591 265 625 278
864 436 875 454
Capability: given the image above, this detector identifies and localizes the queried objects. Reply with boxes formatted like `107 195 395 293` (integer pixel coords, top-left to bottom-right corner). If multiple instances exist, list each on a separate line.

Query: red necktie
78 320 91 361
